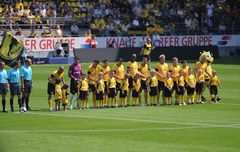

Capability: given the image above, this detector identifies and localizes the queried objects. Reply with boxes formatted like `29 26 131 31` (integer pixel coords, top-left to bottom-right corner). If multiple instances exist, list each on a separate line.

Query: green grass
0 61 240 152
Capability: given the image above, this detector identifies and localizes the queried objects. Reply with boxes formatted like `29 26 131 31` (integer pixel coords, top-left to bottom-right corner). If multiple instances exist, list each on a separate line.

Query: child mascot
199 51 221 101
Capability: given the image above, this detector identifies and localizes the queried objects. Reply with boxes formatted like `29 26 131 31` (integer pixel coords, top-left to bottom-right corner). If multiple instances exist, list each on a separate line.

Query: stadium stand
0 0 239 37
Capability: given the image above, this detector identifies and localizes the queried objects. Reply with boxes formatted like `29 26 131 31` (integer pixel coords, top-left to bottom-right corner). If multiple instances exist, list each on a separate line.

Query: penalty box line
25 112 240 128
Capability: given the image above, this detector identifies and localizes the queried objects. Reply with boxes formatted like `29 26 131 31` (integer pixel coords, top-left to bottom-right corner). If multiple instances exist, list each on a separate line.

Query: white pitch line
0 124 239 134
25 112 240 128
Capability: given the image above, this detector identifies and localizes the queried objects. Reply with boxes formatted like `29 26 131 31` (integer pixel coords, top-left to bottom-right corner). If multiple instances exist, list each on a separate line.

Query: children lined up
49 54 222 111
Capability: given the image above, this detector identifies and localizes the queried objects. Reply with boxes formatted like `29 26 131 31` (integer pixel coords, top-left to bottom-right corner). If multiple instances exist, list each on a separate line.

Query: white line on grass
26 112 240 128
0 124 239 133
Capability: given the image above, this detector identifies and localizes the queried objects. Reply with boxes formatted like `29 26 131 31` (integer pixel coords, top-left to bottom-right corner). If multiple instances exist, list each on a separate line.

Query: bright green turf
0 61 240 152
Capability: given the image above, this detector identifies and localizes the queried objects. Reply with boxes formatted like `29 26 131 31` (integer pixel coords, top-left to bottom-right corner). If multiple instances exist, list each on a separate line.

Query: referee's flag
0 32 24 67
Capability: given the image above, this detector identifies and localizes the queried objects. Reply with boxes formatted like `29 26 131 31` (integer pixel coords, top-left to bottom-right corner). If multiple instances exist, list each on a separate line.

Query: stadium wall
74 46 219 62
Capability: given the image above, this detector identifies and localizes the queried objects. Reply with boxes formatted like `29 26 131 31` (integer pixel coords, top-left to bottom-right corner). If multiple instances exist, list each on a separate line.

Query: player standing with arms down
47 66 65 111
0 61 8 112
68 57 83 109
7 61 23 112
20 59 33 111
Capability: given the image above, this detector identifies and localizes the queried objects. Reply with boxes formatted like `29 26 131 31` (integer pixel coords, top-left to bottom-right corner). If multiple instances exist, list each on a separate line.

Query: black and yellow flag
0 32 24 67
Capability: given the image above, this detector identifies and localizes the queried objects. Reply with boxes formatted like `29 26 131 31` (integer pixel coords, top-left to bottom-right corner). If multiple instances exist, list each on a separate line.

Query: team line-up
47 54 221 112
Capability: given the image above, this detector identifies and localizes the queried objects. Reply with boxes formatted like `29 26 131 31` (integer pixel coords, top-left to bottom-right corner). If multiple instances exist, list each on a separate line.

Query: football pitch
0 60 240 152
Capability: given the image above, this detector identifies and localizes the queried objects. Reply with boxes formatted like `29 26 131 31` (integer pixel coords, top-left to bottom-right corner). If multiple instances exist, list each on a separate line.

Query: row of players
47 54 221 111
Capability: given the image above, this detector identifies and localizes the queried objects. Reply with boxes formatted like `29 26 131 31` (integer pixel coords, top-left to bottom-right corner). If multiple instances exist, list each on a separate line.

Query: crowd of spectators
0 0 239 36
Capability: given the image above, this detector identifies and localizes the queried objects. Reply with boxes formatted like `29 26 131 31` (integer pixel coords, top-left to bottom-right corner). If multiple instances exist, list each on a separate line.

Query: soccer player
7 61 22 112
95 72 105 108
209 71 222 103
20 59 32 111
138 57 149 106
177 71 186 106
107 71 117 107
47 66 65 111
164 72 174 105
113 58 125 103
186 68 196 104
119 74 129 107
169 57 181 105
155 54 168 105
181 60 189 84
195 69 205 104
127 54 138 106
147 69 158 106
78 73 89 110
101 59 111 107
88 60 101 108
54 78 62 111
132 74 141 106
62 84 69 111
68 56 82 110
0 61 8 112
140 38 154 63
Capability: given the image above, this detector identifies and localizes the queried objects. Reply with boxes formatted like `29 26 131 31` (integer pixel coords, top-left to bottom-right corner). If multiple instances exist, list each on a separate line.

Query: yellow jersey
62 88 69 104
181 66 189 81
78 78 89 91
133 79 141 91
194 61 207 75
138 63 148 80
127 61 138 77
205 65 213 80
143 42 153 55
55 84 62 100
113 64 124 83
148 76 158 87
196 73 205 83
121 79 129 91
178 76 185 87
96 79 105 92
169 65 181 81
102 65 110 81
187 74 196 87
88 64 101 85
165 78 173 89
108 77 116 89
49 70 64 84
210 75 220 86
156 63 169 82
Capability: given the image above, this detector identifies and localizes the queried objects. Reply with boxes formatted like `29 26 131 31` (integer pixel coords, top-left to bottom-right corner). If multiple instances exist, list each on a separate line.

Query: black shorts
120 90 127 98
70 79 78 94
186 86 195 95
104 81 108 93
210 85 218 95
23 80 32 93
79 91 88 100
128 76 133 89
141 80 147 90
96 91 104 100
172 81 178 92
176 86 185 95
89 84 96 92
47 83 55 95
142 55 150 61
116 82 121 91
0 83 7 95
196 82 204 94
132 89 139 98
158 81 164 92
10 83 21 96
163 86 173 97
149 87 158 96
108 88 116 98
